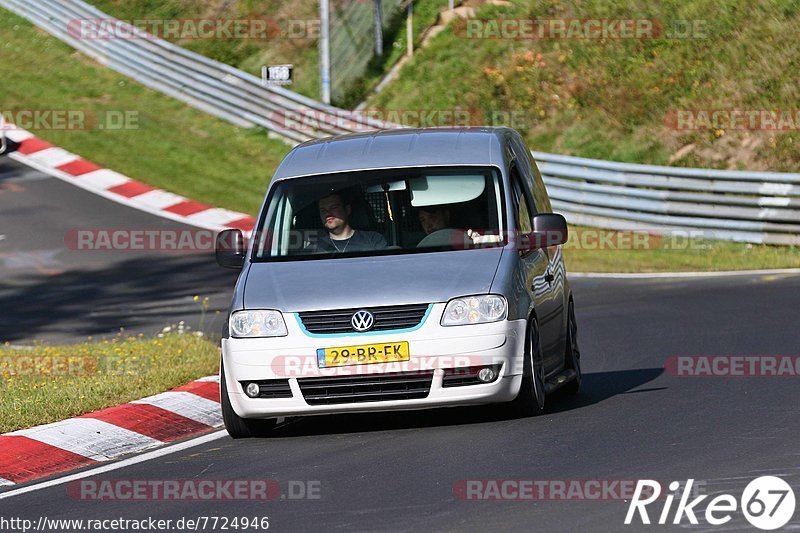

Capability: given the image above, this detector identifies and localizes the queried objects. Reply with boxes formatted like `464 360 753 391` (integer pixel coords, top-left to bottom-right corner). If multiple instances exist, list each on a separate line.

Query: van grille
298 304 429 334
298 371 434 405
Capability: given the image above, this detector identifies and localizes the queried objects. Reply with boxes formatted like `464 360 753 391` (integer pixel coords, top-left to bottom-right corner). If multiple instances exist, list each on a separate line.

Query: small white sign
262 65 293 86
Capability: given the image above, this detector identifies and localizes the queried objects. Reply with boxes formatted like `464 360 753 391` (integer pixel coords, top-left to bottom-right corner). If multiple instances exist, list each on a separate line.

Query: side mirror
0 133 19 156
532 213 568 248
216 229 245 269
517 213 568 252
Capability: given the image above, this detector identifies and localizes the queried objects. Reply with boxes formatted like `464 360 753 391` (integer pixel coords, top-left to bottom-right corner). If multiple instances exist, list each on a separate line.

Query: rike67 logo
625 477 796 530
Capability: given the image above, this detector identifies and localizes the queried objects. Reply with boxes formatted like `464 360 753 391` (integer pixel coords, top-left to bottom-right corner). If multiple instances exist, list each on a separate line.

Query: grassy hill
370 0 800 171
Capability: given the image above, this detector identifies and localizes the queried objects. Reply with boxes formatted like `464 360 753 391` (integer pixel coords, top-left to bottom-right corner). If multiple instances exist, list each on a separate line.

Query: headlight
441 295 507 326
230 310 287 338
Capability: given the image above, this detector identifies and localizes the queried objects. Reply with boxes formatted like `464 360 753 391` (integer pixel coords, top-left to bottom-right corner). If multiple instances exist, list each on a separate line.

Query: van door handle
545 268 554 284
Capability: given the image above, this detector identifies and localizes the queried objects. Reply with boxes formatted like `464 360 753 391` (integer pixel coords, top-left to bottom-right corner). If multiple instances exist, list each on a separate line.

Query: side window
512 135 552 213
510 165 533 233
529 159 553 213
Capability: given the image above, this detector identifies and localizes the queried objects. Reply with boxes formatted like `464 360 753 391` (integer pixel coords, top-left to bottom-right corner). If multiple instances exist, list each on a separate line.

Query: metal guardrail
533 153 800 245
3 0 800 245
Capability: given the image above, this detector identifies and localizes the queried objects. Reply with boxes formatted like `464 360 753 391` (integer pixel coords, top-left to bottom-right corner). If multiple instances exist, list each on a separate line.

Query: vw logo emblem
351 310 375 332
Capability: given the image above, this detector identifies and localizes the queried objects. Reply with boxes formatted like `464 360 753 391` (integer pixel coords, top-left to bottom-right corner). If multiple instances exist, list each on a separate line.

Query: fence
2 0 799 245
330 0 406 103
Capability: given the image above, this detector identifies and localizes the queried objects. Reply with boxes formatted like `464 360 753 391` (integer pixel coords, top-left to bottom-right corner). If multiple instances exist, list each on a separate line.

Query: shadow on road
0 253 237 343
268 367 665 438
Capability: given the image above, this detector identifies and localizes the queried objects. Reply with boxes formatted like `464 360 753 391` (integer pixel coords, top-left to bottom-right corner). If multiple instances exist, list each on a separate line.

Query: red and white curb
0 375 221 487
3 127 256 233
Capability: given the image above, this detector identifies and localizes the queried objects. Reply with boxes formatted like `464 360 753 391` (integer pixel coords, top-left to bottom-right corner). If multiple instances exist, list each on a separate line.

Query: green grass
371 0 800 171
0 9 290 215
0 332 219 432
564 226 800 272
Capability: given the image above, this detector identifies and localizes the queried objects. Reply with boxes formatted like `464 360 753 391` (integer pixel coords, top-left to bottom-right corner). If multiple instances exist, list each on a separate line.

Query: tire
220 364 277 439
562 299 582 395
509 317 546 417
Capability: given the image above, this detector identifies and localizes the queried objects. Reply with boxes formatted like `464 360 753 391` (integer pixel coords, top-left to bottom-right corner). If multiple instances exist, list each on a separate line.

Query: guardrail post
374 0 383 56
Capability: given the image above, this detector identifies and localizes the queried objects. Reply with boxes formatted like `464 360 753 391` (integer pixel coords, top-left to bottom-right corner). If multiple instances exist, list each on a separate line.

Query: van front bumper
221 306 527 418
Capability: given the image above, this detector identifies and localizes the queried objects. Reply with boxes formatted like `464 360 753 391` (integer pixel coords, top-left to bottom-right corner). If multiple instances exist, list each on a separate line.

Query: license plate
317 341 410 368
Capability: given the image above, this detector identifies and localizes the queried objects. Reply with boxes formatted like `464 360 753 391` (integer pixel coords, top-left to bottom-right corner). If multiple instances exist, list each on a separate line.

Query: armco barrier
3 0 799 245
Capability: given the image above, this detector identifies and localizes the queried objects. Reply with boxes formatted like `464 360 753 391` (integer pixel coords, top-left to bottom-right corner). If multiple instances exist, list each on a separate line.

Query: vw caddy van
216 127 581 438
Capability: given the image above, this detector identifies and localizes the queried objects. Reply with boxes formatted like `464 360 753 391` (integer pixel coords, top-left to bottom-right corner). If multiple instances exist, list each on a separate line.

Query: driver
308 192 387 253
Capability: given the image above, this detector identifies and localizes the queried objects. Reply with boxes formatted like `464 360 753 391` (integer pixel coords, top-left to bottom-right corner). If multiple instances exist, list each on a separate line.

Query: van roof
273 127 510 180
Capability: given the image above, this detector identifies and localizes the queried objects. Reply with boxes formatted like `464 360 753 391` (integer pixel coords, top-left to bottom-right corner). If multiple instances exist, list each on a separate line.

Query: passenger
310 193 387 253
418 206 451 235
417 205 497 246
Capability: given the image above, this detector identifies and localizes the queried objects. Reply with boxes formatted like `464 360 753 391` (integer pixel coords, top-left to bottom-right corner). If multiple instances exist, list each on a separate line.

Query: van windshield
251 166 506 261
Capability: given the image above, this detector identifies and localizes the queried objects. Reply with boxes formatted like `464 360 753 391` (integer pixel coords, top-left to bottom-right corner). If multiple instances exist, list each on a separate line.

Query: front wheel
562 299 582 395
220 364 277 439
509 317 546 417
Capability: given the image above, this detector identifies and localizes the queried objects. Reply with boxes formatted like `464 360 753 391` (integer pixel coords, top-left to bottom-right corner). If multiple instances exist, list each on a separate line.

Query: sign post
406 0 413 57
374 0 383 56
319 0 331 104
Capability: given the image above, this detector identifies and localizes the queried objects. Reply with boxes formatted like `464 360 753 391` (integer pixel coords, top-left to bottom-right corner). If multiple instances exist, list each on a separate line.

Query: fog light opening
477 367 497 383
245 382 260 398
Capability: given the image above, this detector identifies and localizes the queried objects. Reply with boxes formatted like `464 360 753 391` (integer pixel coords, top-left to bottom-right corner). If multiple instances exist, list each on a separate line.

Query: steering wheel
416 228 468 248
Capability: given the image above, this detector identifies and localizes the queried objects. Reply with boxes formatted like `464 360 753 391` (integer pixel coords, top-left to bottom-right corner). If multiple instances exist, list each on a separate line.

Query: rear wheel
220 364 277 439
563 299 582 395
509 317 546 417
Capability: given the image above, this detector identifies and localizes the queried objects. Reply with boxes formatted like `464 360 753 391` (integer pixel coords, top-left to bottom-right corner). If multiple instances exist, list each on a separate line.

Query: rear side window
510 166 533 233
529 160 553 214
512 135 552 213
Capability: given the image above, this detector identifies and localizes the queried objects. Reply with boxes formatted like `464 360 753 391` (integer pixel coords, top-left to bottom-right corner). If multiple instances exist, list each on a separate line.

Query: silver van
216 127 581 438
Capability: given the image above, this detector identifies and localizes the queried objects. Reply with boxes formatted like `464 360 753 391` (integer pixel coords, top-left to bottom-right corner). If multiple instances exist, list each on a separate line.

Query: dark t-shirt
308 230 387 253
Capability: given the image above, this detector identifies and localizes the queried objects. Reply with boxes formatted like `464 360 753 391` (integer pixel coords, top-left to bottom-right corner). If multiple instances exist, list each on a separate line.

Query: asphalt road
3 269 799 532
0 157 238 344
